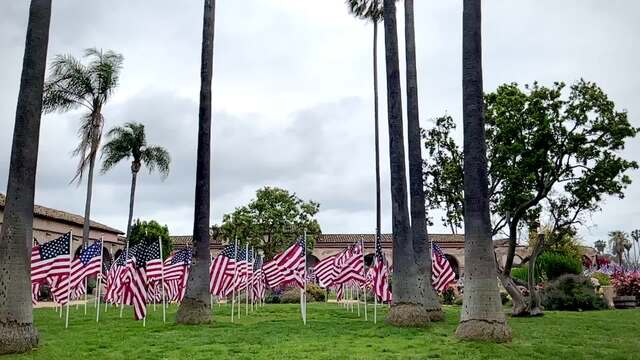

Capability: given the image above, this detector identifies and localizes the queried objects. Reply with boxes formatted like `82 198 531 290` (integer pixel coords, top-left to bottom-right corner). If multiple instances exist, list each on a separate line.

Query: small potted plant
611 271 640 309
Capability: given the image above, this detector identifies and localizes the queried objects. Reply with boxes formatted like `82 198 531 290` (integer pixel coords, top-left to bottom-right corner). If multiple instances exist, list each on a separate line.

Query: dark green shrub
306 283 326 302
538 252 582 280
441 287 455 305
511 267 530 283
543 274 607 311
500 291 510 305
453 296 463 306
265 290 281 304
280 288 302 304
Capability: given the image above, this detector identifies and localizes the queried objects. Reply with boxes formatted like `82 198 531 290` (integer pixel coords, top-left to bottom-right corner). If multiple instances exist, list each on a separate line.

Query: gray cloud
1 1 639 247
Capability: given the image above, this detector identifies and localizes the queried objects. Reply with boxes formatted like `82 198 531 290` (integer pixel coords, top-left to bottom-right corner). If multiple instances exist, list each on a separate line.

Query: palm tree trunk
125 167 138 240
455 0 511 342
403 0 443 322
176 0 215 324
373 18 382 272
0 0 51 354
382 0 424 327
81 150 97 249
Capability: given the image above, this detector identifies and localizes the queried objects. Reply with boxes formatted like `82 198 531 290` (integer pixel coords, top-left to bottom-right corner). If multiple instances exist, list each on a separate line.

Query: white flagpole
245 243 249 316
357 283 360 316
250 248 255 312
374 231 378 324
159 236 166 324
231 237 237 323
120 239 130 318
96 236 104 322
65 230 73 329
302 231 307 325
361 237 367 321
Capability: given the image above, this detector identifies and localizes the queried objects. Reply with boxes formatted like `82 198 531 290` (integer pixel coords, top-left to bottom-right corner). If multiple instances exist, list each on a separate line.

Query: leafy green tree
454 0 511 342
101 122 171 241
0 0 51 354
177 0 216 325
424 80 638 317
42 48 124 248
220 187 320 260
128 219 172 259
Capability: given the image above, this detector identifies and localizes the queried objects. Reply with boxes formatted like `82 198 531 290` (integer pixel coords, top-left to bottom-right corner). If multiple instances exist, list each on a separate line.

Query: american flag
333 242 366 285
31 282 40 305
335 284 344 301
143 242 163 282
104 252 127 304
31 232 72 282
121 245 148 320
162 248 191 302
432 242 456 292
275 237 306 288
209 244 238 296
252 255 266 300
314 254 338 288
371 237 392 302
68 240 103 289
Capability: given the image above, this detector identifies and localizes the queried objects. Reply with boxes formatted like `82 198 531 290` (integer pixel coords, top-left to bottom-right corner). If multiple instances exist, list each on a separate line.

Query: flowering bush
611 271 640 297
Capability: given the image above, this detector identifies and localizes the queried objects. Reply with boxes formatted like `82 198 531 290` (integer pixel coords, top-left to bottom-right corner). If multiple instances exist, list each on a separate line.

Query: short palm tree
0 0 51 354
101 122 171 239
609 231 631 266
42 48 124 248
631 230 640 265
455 0 511 342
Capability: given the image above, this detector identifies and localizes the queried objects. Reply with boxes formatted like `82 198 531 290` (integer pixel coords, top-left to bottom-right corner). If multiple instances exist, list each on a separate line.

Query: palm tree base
385 303 432 327
175 298 211 325
0 321 38 355
455 319 512 343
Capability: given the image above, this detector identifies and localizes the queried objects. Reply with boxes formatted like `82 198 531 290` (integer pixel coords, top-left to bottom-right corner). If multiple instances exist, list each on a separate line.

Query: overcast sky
1 1 638 246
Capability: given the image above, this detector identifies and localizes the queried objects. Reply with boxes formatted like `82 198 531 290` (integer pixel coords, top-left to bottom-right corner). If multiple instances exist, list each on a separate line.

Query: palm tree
608 231 630 266
101 122 171 240
404 0 443 322
381 0 423 326
43 48 124 248
176 0 216 324
454 0 511 342
0 0 51 354
631 230 640 265
594 239 606 254
345 0 384 301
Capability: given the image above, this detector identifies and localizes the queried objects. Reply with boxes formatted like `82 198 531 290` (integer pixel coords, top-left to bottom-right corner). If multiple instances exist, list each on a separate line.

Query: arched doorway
444 254 460 279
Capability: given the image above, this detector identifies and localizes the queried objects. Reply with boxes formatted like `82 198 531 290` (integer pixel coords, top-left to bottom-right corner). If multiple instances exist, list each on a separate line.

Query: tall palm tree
0 0 51 354
381 0 423 326
101 122 171 240
347 0 383 270
454 0 511 342
609 231 630 266
176 0 216 324
42 48 124 248
404 0 443 322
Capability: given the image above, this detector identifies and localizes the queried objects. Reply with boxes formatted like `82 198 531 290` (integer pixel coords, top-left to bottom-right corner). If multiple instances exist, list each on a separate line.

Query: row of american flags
30 231 456 325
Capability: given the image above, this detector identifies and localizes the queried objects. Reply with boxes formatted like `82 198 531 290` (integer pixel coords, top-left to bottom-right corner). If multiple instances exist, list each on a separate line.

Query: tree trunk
455 0 511 342
404 0 443 322
81 147 97 249
527 235 545 316
0 0 51 354
176 0 215 325
497 219 528 316
373 17 382 281
124 163 139 241
382 0 424 327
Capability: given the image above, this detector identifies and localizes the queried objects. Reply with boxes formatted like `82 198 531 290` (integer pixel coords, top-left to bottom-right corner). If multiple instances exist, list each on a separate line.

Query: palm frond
85 48 124 105
346 0 383 22
142 145 171 179
71 112 103 184
42 54 94 113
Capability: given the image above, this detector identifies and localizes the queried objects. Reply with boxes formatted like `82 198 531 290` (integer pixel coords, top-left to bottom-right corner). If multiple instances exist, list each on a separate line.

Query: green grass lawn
7 303 640 359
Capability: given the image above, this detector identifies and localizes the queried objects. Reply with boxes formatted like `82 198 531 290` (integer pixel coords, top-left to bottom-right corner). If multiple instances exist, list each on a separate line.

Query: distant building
169 232 532 279
0 193 125 266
